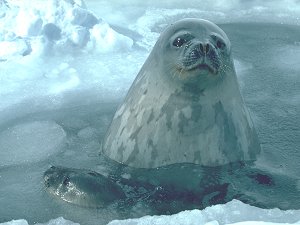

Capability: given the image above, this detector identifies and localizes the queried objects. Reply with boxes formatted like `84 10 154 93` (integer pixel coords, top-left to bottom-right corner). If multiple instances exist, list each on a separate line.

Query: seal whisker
165 61 185 79
164 62 178 78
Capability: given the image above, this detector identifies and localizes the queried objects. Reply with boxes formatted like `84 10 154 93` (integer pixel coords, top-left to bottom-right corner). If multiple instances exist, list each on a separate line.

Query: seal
43 18 263 210
43 163 237 211
102 18 261 168
43 19 300 212
44 166 125 208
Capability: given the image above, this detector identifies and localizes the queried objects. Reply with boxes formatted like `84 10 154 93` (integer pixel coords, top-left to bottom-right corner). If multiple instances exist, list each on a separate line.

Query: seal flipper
44 166 126 208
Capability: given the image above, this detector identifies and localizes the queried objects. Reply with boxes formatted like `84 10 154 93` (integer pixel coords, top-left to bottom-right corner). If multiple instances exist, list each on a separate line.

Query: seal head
157 18 231 91
44 166 125 208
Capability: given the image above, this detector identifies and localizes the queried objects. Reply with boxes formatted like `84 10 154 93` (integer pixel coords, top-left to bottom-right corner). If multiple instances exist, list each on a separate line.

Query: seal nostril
199 43 204 53
199 43 210 54
205 43 210 53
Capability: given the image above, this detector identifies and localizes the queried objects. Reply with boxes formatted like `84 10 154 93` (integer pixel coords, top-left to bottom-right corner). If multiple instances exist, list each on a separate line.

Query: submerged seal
44 166 125 208
102 18 261 168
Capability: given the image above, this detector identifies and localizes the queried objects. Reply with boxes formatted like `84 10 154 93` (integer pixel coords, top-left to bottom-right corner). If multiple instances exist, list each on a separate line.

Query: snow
0 0 137 116
0 220 28 225
89 22 133 53
0 39 31 58
230 223 299 225
2 200 300 225
0 0 300 225
35 217 80 225
106 200 300 225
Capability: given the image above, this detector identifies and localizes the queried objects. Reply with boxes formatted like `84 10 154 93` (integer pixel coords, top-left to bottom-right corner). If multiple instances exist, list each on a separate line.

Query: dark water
109 160 299 213
221 23 300 176
0 22 300 225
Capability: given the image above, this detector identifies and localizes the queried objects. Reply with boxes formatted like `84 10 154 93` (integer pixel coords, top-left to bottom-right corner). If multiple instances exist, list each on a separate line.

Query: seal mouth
187 63 217 74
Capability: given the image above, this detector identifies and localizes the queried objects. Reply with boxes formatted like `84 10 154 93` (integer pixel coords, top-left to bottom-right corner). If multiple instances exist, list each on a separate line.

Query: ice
1 200 300 225
69 26 90 47
0 38 31 58
88 22 133 53
15 9 43 37
0 121 66 166
228 222 300 225
0 0 133 58
0 217 79 225
0 220 28 225
36 217 80 225
106 200 300 225
0 0 137 124
43 23 62 41
69 5 99 28
77 127 98 140
86 0 300 32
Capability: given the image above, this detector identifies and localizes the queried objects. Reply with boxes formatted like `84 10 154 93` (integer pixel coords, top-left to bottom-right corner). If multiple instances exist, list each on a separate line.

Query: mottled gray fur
102 18 260 168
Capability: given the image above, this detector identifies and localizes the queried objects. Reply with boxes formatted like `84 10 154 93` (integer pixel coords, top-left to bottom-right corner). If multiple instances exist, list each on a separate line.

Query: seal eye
173 37 186 47
172 33 194 48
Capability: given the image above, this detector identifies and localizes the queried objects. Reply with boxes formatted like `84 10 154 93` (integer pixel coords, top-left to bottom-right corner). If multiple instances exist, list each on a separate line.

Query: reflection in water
111 160 299 213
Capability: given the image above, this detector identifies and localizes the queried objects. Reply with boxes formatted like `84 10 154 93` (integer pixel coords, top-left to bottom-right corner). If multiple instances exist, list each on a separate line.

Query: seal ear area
210 33 231 54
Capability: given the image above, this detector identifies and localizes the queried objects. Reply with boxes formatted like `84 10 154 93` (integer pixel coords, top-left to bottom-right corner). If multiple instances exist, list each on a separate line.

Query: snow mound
229 222 300 225
1 200 300 225
0 121 66 166
107 200 300 225
0 220 28 225
89 22 133 53
0 0 133 60
36 217 80 225
0 0 137 120
2 217 80 225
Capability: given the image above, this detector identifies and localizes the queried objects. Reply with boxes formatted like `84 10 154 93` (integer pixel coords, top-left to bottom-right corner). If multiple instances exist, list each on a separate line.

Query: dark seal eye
173 37 186 47
172 33 194 48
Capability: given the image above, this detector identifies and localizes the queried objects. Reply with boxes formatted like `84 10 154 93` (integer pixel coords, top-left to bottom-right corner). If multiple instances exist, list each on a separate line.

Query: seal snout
43 165 62 188
199 42 210 54
43 172 54 188
183 41 220 74
189 42 211 59
44 175 51 187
